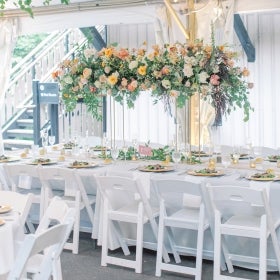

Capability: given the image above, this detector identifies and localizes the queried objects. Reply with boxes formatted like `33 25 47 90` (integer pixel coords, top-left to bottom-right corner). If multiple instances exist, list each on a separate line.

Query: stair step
17 119 33 127
3 139 34 150
17 119 33 124
6 129 33 138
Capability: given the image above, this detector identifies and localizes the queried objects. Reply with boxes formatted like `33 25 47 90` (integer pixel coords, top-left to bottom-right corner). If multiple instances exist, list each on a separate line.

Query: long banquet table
1 147 280 271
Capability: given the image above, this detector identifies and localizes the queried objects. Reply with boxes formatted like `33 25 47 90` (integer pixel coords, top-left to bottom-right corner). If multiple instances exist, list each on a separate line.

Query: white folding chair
25 196 75 280
0 190 33 230
96 175 169 273
207 185 280 280
7 222 74 280
73 169 97 232
3 163 43 231
151 178 209 280
39 167 83 254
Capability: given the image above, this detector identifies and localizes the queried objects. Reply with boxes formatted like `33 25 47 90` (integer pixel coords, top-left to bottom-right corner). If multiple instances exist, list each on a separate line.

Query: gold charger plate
91 146 110 151
187 170 225 177
239 154 250 160
191 152 209 157
0 205 12 214
0 157 20 163
246 176 280 181
28 160 57 165
0 219 5 226
68 163 98 169
138 166 174 172
267 159 277 162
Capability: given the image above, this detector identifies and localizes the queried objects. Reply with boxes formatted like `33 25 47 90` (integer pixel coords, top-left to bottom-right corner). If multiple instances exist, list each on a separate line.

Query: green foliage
12 33 49 66
0 0 69 17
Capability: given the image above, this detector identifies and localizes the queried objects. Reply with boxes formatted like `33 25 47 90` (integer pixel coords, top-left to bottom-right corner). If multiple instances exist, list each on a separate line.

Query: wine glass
41 128 48 148
132 138 138 155
48 135 55 146
111 147 119 163
122 145 128 162
222 155 231 169
172 151 181 170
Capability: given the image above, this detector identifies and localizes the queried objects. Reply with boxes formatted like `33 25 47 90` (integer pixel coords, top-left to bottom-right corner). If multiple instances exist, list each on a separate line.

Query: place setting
246 168 280 181
67 160 99 169
27 157 58 165
137 163 175 173
0 154 21 163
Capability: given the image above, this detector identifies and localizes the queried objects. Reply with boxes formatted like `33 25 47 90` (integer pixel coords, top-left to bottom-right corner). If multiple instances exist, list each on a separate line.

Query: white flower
104 66 111 74
185 56 197 66
162 79 171 89
64 76 73 84
185 81 191 87
129 60 138 70
198 71 209 83
212 65 220 74
84 48 96 59
94 80 101 88
183 64 193 77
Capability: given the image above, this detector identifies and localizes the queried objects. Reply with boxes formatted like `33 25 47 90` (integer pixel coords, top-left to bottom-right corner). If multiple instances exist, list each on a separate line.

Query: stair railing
2 28 86 128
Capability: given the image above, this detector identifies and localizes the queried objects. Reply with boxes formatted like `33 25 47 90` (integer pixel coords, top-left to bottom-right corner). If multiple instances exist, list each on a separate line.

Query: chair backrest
3 164 41 191
74 168 104 195
150 178 203 211
96 175 142 210
96 174 159 241
7 222 74 280
39 167 78 197
0 190 33 226
36 196 75 234
207 185 269 219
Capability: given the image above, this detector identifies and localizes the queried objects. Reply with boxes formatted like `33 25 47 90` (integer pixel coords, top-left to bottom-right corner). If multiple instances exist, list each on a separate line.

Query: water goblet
222 155 231 169
172 151 181 170
48 135 55 146
111 147 119 164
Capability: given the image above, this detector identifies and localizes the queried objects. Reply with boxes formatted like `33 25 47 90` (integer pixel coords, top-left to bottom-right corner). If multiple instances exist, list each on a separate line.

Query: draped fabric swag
0 18 18 154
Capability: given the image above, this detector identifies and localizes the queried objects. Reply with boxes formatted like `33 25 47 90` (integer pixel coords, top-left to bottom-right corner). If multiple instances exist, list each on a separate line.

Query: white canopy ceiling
1 0 280 35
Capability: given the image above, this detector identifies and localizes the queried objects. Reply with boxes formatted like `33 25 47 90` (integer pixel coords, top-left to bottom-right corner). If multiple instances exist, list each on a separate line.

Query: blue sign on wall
38 83 59 104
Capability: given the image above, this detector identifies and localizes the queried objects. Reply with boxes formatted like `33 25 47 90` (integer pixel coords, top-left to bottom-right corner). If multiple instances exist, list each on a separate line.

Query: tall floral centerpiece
52 40 252 124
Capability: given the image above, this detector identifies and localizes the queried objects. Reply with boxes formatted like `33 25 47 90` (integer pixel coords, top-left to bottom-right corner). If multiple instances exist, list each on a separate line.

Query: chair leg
52 257 63 280
195 208 205 280
112 221 130 256
214 212 222 279
101 199 109 267
155 206 165 277
259 216 267 280
135 203 144 273
166 226 181 263
72 198 81 254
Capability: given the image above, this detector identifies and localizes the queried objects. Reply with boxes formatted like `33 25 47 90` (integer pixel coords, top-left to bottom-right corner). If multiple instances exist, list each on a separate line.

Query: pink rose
210 74 220 85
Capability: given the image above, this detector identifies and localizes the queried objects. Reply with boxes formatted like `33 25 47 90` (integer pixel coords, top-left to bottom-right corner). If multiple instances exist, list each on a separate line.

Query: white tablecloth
0 211 23 277
1 150 280 271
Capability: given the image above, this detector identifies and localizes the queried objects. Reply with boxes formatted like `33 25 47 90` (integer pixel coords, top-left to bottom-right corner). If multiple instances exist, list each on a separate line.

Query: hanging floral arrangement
52 39 253 122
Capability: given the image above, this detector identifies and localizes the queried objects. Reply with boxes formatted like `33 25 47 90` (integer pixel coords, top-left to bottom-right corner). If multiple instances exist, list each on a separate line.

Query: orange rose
83 68 92 79
242 67 250 77
118 48 129 59
161 66 170 75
